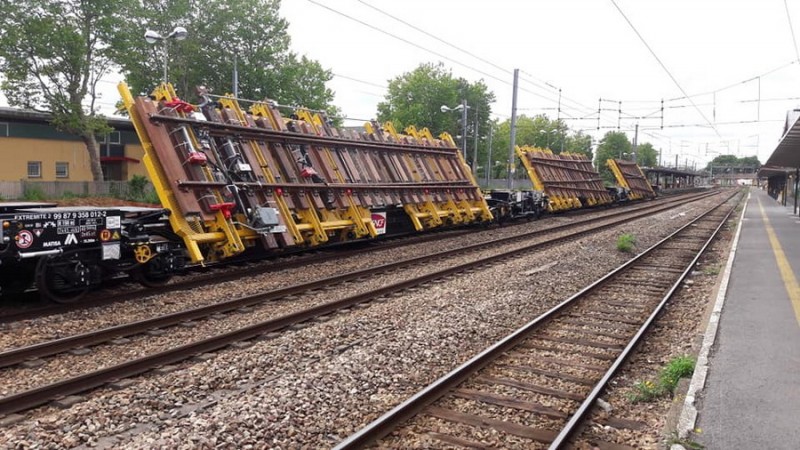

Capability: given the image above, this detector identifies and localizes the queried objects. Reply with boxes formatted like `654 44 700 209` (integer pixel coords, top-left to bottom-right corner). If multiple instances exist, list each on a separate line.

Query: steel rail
0 192 723 416
333 190 739 449
548 194 738 448
0 191 716 369
0 190 707 324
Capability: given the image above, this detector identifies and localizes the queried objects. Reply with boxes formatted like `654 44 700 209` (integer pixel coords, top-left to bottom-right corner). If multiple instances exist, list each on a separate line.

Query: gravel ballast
0 192 737 448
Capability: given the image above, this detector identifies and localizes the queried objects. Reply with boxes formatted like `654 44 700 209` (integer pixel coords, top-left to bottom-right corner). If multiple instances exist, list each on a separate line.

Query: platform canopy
766 110 800 167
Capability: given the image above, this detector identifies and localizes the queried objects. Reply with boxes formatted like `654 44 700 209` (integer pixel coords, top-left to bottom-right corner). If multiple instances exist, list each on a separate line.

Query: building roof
0 106 134 130
765 109 800 167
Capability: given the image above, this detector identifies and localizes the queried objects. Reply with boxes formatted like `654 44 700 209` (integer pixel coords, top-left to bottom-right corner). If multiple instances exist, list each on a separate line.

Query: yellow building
0 107 146 182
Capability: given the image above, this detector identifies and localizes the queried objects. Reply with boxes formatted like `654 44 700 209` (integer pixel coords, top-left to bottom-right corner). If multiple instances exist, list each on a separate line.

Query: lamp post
441 100 470 159
144 26 188 84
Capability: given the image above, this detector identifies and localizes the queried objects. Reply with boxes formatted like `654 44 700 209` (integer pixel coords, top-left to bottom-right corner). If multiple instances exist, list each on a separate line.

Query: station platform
680 188 800 448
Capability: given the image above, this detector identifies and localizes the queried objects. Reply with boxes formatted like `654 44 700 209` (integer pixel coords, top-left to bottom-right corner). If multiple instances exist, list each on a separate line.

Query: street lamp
144 26 188 84
441 100 470 159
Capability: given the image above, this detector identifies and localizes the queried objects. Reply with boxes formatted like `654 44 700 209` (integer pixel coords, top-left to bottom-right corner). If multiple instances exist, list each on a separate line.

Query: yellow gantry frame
120 82 491 260
118 82 243 264
516 145 578 211
295 109 376 240
606 159 654 200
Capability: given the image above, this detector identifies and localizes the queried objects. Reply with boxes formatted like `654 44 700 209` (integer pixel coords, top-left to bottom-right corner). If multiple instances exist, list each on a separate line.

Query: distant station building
643 166 701 191
708 164 759 186
0 107 146 182
759 109 800 207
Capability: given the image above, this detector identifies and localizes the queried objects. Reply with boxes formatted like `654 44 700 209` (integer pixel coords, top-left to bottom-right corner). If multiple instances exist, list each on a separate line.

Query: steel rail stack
607 158 657 200
118 82 492 265
515 146 613 212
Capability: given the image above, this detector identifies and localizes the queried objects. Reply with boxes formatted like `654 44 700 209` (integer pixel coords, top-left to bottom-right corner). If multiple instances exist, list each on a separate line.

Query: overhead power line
356 0 510 76
306 0 511 87
785 0 800 63
332 72 388 89
666 60 797 102
609 0 721 138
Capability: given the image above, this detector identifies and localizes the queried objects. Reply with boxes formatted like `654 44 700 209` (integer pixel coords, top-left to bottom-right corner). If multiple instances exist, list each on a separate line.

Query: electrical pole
508 69 519 190
632 123 639 164
461 99 468 160
233 51 239 97
472 105 479 179
485 124 493 188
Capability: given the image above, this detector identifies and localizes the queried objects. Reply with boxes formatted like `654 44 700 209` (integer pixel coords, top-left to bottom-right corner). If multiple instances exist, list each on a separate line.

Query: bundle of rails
0 82 657 304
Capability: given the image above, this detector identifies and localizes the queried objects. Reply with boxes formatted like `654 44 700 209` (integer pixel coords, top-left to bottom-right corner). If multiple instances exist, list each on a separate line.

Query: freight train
0 83 653 303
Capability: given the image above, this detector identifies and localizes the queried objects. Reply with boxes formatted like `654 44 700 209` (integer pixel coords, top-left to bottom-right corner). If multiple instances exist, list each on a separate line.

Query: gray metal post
472 105 479 178
632 123 638 163
795 168 799 214
461 99 468 160
233 51 239 97
485 124 493 188
507 69 519 190
163 42 169 84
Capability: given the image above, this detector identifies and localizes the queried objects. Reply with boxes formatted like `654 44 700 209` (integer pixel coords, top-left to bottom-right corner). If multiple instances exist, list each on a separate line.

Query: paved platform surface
695 188 800 449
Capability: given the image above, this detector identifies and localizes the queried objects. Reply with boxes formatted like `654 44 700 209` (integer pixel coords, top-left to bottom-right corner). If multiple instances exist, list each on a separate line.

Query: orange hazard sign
99 229 112 241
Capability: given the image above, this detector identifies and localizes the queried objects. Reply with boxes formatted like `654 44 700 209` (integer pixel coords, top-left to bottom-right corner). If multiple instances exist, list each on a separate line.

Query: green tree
565 130 594 159
595 131 632 183
377 62 495 177
635 142 658 167
0 0 121 181
111 0 336 114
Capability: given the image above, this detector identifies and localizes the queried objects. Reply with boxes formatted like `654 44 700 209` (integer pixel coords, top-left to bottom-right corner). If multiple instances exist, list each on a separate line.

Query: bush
659 356 695 393
616 233 637 253
128 175 149 200
22 186 46 201
628 356 695 403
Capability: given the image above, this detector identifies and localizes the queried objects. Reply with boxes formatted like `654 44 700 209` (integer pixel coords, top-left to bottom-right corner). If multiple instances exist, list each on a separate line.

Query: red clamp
187 152 207 164
300 167 318 178
163 98 195 114
209 202 236 219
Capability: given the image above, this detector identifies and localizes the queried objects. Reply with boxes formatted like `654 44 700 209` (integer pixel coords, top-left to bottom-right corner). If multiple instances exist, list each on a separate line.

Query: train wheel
35 256 91 304
132 259 173 288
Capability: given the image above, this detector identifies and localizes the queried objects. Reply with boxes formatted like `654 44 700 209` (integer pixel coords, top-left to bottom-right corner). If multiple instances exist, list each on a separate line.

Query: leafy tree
377 62 495 176
0 0 122 181
595 131 632 183
565 130 594 159
705 154 761 171
111 0 336 114
635 142 658 167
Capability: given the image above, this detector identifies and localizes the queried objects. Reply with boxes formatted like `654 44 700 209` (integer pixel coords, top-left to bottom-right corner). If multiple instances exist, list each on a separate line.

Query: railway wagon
118 82 493 266
516 146 615 212
606 158 657 201
0 83 494 303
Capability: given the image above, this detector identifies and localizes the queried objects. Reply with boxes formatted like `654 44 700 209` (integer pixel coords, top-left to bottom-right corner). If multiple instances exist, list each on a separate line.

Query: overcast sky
279 0 800 167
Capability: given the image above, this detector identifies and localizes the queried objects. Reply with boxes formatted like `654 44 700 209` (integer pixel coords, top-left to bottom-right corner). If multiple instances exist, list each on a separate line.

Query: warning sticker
99 229 112 242
106 215 121 229
16 230 34 249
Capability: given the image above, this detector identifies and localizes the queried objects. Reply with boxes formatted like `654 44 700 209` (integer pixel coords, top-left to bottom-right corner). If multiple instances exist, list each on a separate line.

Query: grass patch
22 186 46 201
665 432 705 449
628 356 695 403
702 265 720 276
616 233 637 253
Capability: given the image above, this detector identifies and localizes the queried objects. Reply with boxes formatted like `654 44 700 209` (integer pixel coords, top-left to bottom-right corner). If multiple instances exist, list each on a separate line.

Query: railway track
0 190 724 419
334 191 741 449
0 191 711 324
0 227 475 323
